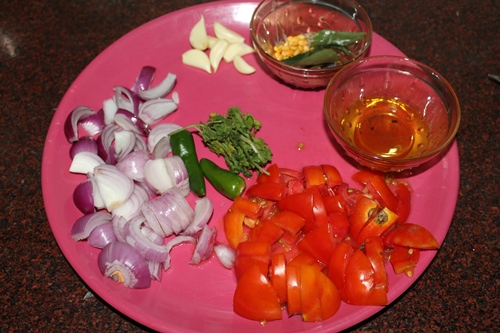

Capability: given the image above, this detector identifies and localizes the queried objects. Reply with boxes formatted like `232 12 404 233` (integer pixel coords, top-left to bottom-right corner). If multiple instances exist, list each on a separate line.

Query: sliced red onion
141 188 194 237
88 222 117 248
141 225 164 246
214 243 236 269
93 164 134 211
114 86 141 115
131 66 156 93
138 72 176 100
112 184 149 221
124 215 169 263
147 123 182 154
98 241 151 289
70 136 98 159
135 180 158 200
190 225 217 265
115 150 149 182
69 152 105 174
114 109 150 136
97 124 120 164
151 136 171 159
164 156 190 196
148 260 162 281
134 133 148 152
73 178 96 214
182 197 214 236
71 211 112 241
80 109 105 136
138 98 178 125
64 106 95 143
114 129 136 161
102 97 118 125
144 158 173 194
87 173 105 210
111 215 128 243
172 91 180 104
163 236 196 271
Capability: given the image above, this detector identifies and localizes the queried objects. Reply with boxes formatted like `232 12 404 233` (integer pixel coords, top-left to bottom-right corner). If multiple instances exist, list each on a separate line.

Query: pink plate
42 1 459 332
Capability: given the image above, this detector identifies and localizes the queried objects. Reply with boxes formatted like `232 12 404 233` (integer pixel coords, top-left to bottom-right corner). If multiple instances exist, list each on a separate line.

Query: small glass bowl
324 55 461 172
250 0 372 89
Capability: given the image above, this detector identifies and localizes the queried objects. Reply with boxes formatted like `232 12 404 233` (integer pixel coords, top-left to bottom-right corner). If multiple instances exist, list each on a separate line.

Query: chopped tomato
349 194 379 240
303 165 326 188
288 253 324 272
277 191 315 231
321 164 343 188
394 182 411 223
230 196 262 220
343 250 388 306
286 264 301 316
317 267 342 320
389 245 420 277
364 236 388 292
270 210 305 236
355 207 399 245
269 253 287 304
328 211 350 239
249 219 284 245
327 241 355 293
257 163 281 184
323 194 347 215
286 178 305 195
297 224 335 265
223 211 247 249
352 170 398 212
233 265 282 322
245 182 287 201
234 241 271 281
384 223 440 249
351 169 386 186
299 264 323 321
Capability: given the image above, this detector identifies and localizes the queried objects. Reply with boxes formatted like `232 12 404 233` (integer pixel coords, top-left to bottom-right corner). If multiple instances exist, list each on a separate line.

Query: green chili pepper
170 130 206 197
200 158 246 200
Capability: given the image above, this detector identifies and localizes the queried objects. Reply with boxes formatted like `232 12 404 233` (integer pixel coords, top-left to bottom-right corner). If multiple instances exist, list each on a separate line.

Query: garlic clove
182 49 211 73
213 22 245 44
223 42 255 62
189 15 209 51
209 39 229 73
207 35 218 49
233 56 256 75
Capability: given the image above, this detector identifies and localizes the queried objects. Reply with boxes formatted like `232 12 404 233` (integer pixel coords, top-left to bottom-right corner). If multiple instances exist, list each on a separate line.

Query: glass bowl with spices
250 0 372 89
324 55 461 172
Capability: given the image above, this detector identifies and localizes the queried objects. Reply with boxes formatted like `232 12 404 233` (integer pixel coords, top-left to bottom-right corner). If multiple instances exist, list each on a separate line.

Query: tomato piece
317 267 341 320
278 191 315 231
234 241 271 281
288 253 325 272
299 264 323 322
355 207 399 245
327 241 355 293
303 165 325 188
286 264 301 316
351 169 386 186
343 250 388 306
230 196 262 220
297 224 335 265
286 178 305 195
249 219 284 245
384 223 440 249
349 194 379 240
280 167 304 182
223 211 247 249
270 210 305 236
364 236 388 292
321 164 343 188
233 265 283 322
323 194 347 215
328 212 350 239
245 182 287 201
389 245 420 277
269 253 287 304
352 170 398 213
306 186 329 229
257 163 281 184
394 182 411 223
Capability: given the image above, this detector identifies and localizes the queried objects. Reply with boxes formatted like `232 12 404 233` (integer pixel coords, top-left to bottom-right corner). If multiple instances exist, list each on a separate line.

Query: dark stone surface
0 0 498 332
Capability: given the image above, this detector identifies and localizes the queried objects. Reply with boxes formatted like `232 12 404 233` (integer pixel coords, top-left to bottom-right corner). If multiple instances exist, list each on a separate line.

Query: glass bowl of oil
250 0 372 89
324 55 460 172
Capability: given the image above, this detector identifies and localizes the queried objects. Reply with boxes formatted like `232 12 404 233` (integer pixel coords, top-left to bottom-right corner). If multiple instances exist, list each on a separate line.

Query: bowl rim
249 0 373 75
323 55 461 167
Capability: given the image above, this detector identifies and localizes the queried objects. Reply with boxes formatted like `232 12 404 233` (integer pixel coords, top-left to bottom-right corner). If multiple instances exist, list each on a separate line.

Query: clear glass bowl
324 55 461 172
250 0 372 89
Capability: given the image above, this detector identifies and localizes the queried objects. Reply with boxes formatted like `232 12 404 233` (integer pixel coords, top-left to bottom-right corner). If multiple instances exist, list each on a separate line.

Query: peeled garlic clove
213 22 245 44
223 42 255 62
207 36 218 49
233 56 256 75
182 49 211 73
209 39 229 73
189 15 209 51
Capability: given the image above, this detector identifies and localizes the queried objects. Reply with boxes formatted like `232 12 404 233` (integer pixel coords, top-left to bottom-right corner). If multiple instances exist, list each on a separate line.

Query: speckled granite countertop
1 0 498 332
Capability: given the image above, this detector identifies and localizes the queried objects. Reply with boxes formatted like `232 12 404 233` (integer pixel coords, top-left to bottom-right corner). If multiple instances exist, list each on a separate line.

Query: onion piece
151 136 171 159
115 150 149 182
69 152 105 174
97 124 120 165
103 98 118 125
163 236 196 271
148 260 162 281
114 86 141 115
182 197 214 235
87 173 105 210
70 136 98 159
112 184 149 221
111 215 128 243
98 241 151 289
64 106 95 143
164 156 190 196
147 123 182 154
138 98 178 125
114 109 150 136
93 164 134 211
190 225 217 265
71 211 113 241
144 158 173 194
132 66 156 93
124 215 169 263
214 243 236 269
80 109 105 136
88 222 117 248
73 178 96 214
138 72 176 100
114 129 136 161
